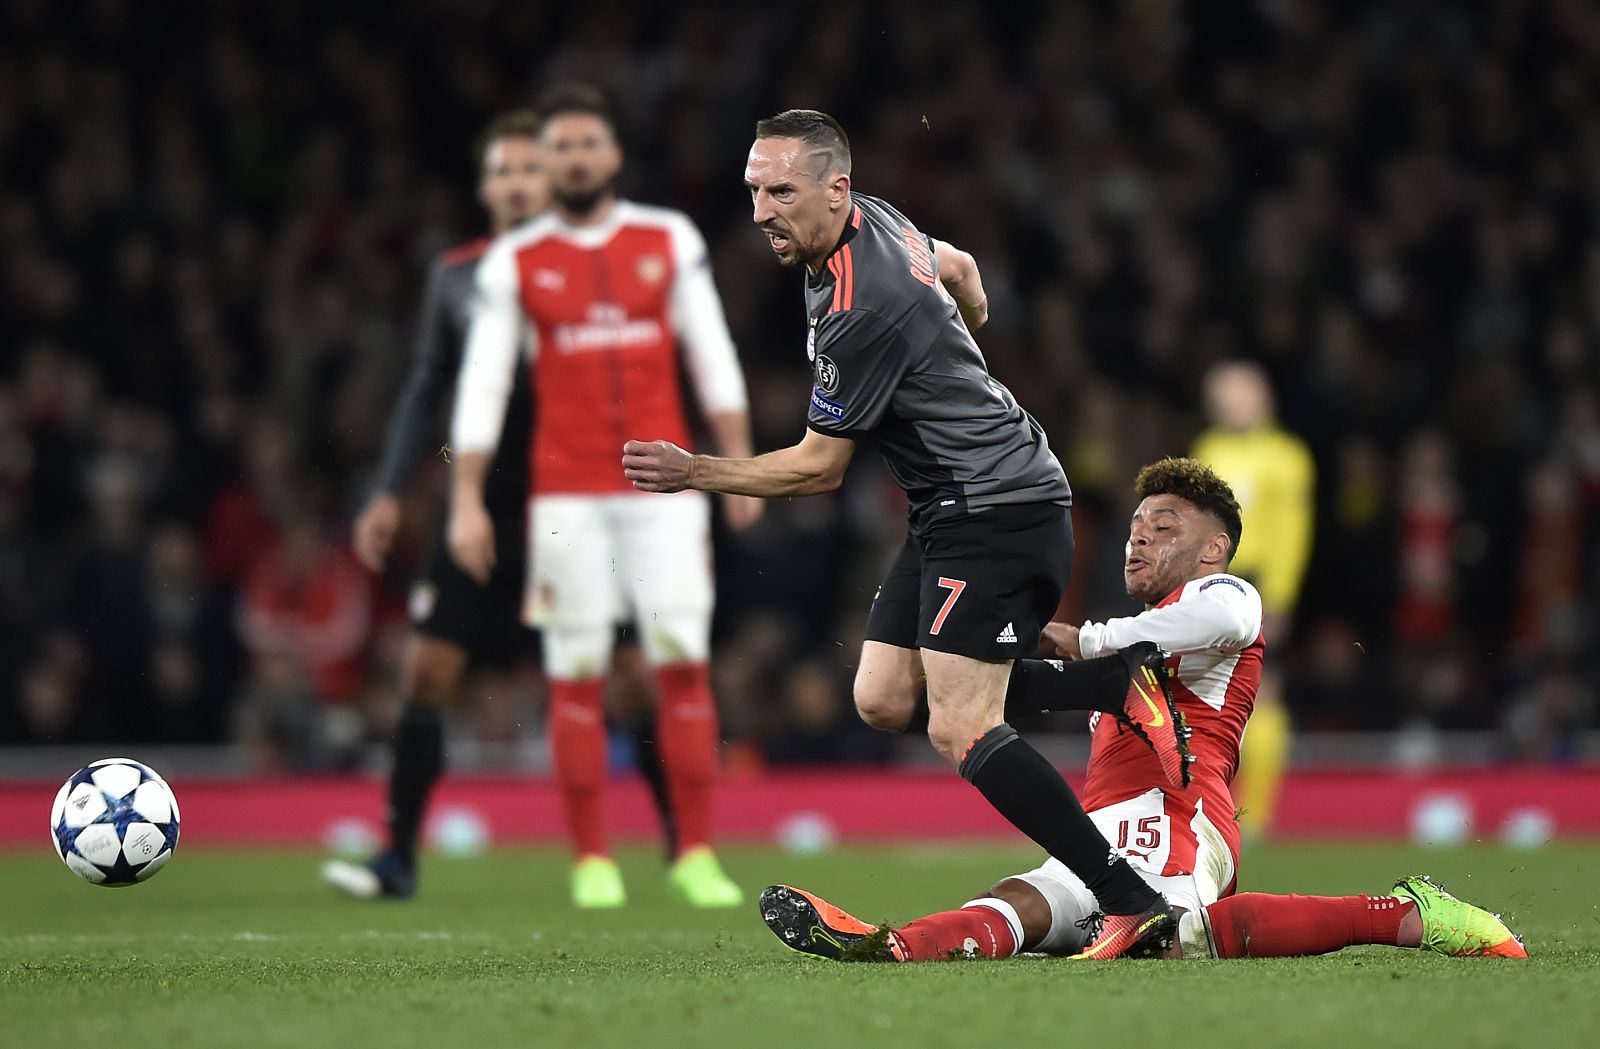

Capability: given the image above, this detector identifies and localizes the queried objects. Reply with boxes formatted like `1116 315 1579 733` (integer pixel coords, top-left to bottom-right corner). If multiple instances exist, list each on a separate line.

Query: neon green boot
1391 874 1528 958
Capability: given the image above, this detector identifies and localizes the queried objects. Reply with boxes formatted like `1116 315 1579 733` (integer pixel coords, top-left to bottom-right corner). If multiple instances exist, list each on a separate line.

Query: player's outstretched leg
1392 875 1528 958
759 885 903 961
1114 642 1193 790
1205 891 1414 957
992 645 1191 789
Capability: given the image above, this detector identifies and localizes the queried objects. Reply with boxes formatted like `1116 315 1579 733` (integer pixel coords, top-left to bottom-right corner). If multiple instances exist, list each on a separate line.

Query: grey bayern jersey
373 237 531 510
803 193 1071 528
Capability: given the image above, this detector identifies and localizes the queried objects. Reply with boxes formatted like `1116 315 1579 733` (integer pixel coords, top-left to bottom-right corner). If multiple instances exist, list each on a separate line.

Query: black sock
1003 655 1130 718
388 703 444 864
959 723 1164 915
631 712 679 859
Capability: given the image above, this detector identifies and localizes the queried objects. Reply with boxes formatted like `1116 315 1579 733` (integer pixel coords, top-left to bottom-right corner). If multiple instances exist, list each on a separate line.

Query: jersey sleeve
450 239 529 455
1078 575 1263 658
372 258 453 494
666 215 748 414
806 310 908 435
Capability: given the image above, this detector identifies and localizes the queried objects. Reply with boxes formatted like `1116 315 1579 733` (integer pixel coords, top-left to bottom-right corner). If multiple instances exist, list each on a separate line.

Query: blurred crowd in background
3 0 1597 769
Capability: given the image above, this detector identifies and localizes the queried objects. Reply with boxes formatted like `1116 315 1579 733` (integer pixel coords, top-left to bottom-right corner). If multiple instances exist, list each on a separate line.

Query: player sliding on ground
758 458 1527 962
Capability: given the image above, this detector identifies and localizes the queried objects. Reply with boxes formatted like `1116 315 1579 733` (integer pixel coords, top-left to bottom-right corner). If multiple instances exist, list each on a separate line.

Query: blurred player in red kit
759 458 1526 962
451 85 757 909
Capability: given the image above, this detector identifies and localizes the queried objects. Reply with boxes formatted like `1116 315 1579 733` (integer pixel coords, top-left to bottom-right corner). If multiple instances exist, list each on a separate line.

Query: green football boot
667 846 744 908
572 855 627 909
1391 874 1528 958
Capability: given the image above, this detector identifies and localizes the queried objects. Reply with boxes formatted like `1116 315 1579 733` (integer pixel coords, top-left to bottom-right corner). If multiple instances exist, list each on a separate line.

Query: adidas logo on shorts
996 622 1018 644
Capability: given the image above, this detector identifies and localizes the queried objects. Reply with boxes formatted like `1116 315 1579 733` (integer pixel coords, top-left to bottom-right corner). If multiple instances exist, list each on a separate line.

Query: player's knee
636 608 710 667
543 623 615 681
925 707 986 767
405 639 467 707
988 878 1054 949
852 676 914 732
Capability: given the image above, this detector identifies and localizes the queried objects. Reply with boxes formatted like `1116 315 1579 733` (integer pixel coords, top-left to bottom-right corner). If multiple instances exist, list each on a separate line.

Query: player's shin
1204 893 1415 958
549 678 610 858
957 724 1164 916
387 704 445 864
653 662 716 853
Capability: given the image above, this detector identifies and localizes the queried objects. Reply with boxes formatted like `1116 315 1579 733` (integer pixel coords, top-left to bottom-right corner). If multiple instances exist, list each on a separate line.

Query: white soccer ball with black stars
51 758 180 886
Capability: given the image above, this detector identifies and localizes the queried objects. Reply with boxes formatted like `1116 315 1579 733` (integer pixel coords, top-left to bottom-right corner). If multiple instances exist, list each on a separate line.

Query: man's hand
1041 621 1083 660
352 493 402 573
448 498 495 584
622 439 696 493
722 493 764 532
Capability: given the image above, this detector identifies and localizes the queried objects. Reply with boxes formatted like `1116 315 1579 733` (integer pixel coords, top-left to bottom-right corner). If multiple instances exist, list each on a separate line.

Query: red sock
654 662 718 854
892 906 1019 962
549 678 607 858
1206 893 1415 958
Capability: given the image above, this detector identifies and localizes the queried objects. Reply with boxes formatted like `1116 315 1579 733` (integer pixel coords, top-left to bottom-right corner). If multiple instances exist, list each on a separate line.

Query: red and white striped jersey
1078 572 1265 867
452 201 747 495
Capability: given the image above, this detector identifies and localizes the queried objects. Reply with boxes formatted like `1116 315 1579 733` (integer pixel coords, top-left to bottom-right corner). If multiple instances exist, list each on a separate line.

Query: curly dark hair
1134 457 1243 563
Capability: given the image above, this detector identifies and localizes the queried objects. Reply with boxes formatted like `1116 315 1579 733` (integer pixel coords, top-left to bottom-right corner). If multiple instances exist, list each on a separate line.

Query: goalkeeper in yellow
1192 361 1313 841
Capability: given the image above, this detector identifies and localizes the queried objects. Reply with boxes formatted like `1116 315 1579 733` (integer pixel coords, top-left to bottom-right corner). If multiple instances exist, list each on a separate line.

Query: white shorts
524 491 713 653
1007 789 1236 958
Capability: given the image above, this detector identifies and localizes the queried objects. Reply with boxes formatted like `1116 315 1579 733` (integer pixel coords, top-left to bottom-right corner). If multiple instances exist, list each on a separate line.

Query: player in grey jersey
624 110 1189 958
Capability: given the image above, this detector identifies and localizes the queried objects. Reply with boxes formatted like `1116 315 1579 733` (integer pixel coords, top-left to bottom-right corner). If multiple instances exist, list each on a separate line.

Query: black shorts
864 502 1074 661
409 503 533 667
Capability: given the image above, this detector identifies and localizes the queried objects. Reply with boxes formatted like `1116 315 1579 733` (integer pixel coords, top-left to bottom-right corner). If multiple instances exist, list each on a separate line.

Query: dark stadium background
2 0 1595 812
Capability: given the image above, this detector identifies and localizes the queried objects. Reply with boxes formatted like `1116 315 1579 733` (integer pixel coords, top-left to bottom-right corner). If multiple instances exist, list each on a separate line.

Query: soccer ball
51 758 180 886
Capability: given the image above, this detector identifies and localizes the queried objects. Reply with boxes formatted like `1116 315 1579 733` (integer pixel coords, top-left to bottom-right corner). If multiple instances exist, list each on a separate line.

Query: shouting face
744 136 849 270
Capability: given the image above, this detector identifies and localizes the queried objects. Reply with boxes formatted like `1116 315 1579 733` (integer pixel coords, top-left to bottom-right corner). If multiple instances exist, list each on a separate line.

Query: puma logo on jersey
996 622 1018 644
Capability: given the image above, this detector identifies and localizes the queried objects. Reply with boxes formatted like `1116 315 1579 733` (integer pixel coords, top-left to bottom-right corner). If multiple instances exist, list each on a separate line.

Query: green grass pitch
3 841 1596 1049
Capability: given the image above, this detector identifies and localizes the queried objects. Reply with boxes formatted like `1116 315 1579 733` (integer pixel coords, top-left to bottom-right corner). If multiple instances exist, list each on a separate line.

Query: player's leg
610 635 678 858
614 491 741 907
322 539 477 900
758 861 1088 962
529 494 626 907
385 634 466 859
758 876 1039 962
853 537 925 731
1205 876 1526 958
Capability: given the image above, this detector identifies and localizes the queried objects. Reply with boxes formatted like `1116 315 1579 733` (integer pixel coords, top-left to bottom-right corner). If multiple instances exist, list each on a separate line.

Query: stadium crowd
2 0 1596 767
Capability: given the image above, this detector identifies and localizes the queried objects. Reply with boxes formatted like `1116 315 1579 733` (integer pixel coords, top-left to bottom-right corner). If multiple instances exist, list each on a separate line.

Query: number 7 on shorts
930 576 966 636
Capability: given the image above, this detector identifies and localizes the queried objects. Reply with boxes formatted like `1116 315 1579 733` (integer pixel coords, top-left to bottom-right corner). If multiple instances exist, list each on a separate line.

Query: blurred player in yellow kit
1191 361 1313 840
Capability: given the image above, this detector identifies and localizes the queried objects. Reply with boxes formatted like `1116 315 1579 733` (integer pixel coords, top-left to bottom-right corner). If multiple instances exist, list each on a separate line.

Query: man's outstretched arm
623 427 855 499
